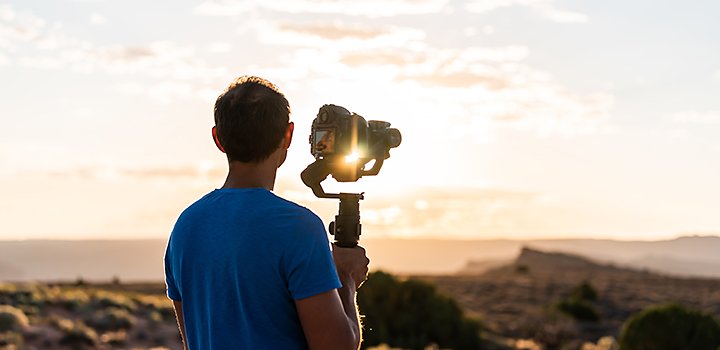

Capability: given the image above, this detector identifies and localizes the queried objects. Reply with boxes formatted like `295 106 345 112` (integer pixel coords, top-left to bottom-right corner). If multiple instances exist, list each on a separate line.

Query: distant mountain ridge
421 246 720 345
0 235 719 282
515 247 616 271
479 247 653 279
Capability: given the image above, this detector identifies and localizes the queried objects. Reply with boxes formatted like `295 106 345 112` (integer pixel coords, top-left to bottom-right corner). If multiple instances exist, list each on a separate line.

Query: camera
301 104 402 247
307 104 401 183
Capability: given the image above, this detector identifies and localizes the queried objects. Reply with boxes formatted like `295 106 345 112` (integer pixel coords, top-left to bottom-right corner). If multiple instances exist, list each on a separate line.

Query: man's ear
284 122 294 150
212 126 226 153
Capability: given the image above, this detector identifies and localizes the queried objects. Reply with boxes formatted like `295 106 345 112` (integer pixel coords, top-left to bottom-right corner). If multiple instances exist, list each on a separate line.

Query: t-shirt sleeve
164 243 182 301
285 212 342 300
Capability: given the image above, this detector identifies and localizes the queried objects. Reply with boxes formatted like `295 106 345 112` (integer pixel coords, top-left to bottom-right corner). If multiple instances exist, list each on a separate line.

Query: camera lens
387 128 402 148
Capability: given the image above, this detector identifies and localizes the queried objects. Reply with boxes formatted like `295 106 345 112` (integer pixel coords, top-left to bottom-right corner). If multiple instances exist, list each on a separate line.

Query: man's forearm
337 280 362 350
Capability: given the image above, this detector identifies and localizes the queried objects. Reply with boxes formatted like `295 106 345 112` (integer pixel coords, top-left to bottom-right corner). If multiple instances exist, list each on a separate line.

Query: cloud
0 5 228 102
89 13 107 25
194 0 450 17
0 4 14 21
119 165 226 180
466 0 588 23
259 41 613 136
19 40 228 81
114 80 219 104
0 5 51 50
278 22 397 40
207 41 232 53
239 19 611 138
254 20 426 50
670 110 720 125
536 4 588 23
22 163 227 185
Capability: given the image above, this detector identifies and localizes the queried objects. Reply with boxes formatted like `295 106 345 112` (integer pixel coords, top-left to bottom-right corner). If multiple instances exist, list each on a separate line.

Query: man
164 76 370 349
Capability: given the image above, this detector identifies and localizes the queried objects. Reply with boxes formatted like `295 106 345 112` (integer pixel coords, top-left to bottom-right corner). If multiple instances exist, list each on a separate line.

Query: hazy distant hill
367 235 720 277
0 235 719 281
422 247 720 345
481 247 649 279
0 239 167 282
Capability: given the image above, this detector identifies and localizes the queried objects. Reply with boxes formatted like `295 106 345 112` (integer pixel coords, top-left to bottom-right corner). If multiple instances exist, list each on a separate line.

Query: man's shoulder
266 193 326 234
176 188 322 226
268 192 320 218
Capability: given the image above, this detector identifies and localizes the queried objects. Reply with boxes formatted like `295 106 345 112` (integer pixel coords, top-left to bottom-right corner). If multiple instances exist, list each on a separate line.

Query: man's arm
295 287 361 350
171 300 189 350
295 245 368 350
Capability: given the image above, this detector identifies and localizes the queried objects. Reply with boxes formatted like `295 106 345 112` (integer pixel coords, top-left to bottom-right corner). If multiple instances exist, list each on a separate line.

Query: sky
0 0 719 241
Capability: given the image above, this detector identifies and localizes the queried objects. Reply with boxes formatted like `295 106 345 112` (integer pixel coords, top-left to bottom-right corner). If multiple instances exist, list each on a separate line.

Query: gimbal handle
301 159 365 247
330 193 364 248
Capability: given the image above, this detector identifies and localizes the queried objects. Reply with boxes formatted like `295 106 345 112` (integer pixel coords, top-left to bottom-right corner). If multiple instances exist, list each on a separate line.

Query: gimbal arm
301 159 364 247
300 159 338 199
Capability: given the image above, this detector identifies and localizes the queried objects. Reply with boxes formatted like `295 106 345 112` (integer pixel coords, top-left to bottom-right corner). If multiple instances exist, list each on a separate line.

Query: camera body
308 104 401 182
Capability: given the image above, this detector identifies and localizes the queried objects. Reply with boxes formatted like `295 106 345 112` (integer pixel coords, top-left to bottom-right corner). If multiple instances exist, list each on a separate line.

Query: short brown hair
213 76 290 162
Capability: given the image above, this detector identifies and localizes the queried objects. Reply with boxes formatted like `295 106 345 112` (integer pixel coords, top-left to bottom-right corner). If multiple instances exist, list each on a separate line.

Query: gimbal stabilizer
301 105 401 247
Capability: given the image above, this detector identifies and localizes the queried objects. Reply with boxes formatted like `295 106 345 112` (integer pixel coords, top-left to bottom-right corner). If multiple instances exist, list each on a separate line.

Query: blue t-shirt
164 188 342 349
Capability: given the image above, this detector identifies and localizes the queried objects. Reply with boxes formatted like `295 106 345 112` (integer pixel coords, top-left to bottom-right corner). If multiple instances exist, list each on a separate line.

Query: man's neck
221 160 277 190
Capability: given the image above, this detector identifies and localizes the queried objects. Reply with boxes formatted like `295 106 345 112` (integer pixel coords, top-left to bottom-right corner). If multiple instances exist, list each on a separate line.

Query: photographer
164 76 369 349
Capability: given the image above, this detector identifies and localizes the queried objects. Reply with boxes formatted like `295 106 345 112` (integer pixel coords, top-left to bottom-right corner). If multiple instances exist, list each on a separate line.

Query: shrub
554 281 601 322
358 271 482 350
134 295 175 321
55 289 91 311
556 298 600 322
86 307 135 332
0 285 17 306
0 284 45 309
515 264 530 274
91 291 136 311
58 320 99 348
0 331 24 347
619 303 720 350
0 305 30 332
100 330 128 347
51 316 75 331
571 281 597 301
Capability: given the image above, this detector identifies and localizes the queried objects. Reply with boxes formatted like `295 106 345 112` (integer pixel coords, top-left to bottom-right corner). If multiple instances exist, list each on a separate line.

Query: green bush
134 295 175 321
619 303 720 350
86 307 135 332
571 281 597 301
357 271 482 350
58 320 99 348
0 284 45 309
56 289 91 311
553 281 601 322
555 298 600 322
0 305 30 332
91 291 136 311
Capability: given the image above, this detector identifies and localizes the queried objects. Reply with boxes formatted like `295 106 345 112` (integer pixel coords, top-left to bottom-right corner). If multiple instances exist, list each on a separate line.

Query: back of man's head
214 76 290 163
